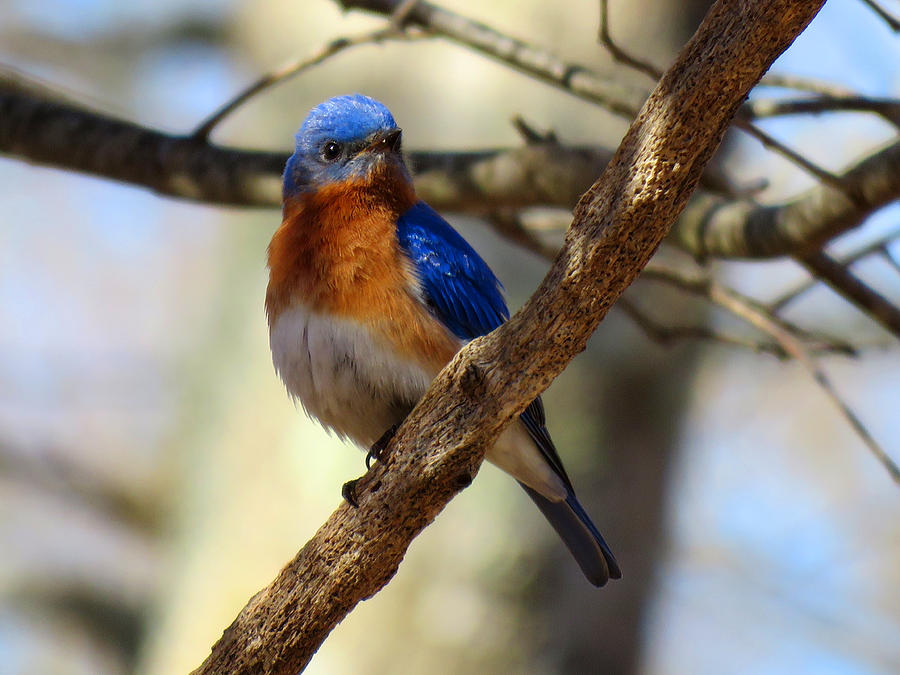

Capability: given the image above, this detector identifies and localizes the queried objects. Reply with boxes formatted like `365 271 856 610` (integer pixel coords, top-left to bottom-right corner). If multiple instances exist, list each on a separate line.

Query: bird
266 93 621 586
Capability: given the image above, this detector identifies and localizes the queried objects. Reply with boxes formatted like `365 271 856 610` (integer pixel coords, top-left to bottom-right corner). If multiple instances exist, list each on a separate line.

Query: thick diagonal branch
191 1 824 672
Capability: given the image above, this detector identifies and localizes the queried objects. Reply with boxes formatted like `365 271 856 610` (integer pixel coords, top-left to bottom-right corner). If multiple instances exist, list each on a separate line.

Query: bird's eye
321 141 342 162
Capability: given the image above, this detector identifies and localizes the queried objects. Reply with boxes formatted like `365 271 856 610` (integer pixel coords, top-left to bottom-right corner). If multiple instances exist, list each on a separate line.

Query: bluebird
266 94 621 586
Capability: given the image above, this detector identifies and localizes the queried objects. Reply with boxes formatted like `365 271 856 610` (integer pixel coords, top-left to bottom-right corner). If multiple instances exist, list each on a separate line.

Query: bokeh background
1 0 899 673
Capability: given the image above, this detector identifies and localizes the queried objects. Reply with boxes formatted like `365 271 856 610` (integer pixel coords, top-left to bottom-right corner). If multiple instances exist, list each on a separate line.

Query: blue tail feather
520 483 621 586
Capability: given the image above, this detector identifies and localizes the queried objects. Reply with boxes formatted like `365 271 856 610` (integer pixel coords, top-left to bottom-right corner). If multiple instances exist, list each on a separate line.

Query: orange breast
266 176 459 372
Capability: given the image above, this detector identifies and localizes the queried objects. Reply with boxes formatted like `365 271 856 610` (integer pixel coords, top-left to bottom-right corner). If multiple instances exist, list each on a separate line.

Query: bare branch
192 27 418 140
639 264 898 483
617 297 791 357
639 265 857 357
732 118 853 196
799 250 900 338
0 83 613 209
743 95 900 128
597 0 663 80
674 140 900 259
858 0 900 31
4 84 897 268
337 0 646 117
483 208 856 358
192 2 827 671
770 226 900 310
758 73 858 97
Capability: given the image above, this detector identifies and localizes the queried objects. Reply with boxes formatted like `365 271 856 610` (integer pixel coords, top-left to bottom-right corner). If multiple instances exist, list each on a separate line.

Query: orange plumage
266 164 457 372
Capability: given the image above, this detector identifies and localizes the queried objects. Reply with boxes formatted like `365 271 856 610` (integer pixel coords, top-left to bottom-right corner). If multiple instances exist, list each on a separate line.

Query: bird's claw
366 423 399 469
341 478 361 508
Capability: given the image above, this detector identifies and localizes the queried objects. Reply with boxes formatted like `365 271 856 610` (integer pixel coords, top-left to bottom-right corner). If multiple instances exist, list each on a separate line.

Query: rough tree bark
185 1 824 672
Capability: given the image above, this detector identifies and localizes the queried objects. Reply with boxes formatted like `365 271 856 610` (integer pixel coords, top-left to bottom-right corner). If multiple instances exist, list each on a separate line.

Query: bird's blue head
283 94 408 196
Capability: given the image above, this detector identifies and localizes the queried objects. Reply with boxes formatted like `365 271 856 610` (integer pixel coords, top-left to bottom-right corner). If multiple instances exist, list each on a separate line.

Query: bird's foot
345 424 399 505
366 424 399 469
341 478 361 508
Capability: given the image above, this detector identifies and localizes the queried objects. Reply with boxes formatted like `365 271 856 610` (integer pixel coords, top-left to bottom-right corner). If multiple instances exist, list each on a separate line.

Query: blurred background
1 0 899 673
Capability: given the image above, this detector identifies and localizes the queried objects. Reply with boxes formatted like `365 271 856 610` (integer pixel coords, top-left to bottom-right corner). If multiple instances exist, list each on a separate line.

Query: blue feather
284 94 402 195
396 201 508 340
397 199 621 586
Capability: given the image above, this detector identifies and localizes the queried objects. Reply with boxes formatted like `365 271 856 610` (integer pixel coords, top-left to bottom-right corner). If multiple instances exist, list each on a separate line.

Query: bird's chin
361 153 411 186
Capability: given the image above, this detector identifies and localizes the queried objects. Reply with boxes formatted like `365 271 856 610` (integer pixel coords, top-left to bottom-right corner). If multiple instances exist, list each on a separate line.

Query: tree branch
191 26 420 140
597 0 662 80
770 225 900 310
674 139 900 259
190 1 824 671
0 81 614 211
338 0 884 186
3 86 897 264
858 0 900 32
641 264 899 483
337 0 646 118
743 95 900 127
798 250 900 337
0 87 287 206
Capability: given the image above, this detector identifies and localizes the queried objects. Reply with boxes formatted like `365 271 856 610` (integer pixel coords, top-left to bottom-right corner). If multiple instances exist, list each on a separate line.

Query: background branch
642 264 900 483
192 26 421 140
799 250 900 337
2 87 897 264
673 140 900 259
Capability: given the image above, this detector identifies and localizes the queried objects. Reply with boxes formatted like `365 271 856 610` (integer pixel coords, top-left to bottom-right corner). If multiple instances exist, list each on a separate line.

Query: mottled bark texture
188 1 824 672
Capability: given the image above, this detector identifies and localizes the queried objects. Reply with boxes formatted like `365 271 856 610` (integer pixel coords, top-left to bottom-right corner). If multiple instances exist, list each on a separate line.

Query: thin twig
484 206 857 359
758 73 858 97
487 208 560 260
192 27 417 139
597 0 663 80
338 0 646 117
858 0 900 31
618 297 790 357
799 251 900 339
744 96 900 127
640 265 899 484
594 0 884 197
733 118 857 199
878 245 900 275
639 266 857 356
339 0 874 198
511 115 558 145
771 226 900 310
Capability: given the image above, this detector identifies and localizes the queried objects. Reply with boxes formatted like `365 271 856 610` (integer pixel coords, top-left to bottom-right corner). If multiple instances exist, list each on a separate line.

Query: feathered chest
268 305 437 446
265 181 460 442
266 181 414 318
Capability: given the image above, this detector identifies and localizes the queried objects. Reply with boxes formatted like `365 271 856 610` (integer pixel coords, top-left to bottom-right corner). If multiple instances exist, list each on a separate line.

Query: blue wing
396 200 570 479
396 200 620 585
396 200 508 340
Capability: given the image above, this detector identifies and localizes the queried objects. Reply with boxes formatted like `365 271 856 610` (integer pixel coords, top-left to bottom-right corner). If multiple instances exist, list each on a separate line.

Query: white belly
269 305 436 446
269 305 567 500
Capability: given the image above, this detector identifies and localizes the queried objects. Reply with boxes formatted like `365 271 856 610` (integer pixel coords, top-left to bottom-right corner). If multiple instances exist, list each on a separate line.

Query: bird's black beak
366 128 402 154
